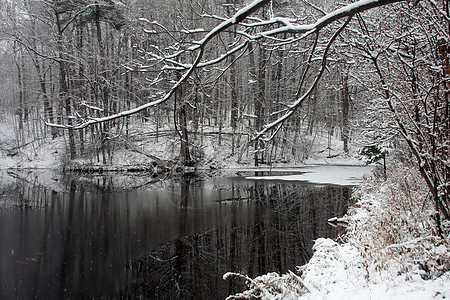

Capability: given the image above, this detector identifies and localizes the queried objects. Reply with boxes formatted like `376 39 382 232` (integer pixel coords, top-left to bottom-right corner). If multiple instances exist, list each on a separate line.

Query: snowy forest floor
0 120 362 180
226 165 450 300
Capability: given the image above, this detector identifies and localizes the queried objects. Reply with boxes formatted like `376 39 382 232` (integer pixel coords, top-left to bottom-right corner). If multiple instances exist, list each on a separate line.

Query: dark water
0 171 353 299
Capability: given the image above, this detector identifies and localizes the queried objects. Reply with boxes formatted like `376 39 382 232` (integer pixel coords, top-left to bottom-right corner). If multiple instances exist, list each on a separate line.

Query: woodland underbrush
347 164 450 280
226 163 450 299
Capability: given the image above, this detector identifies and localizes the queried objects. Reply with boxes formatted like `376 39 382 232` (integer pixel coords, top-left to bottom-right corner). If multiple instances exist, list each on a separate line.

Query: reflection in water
0 173 352 299
122 179 351 299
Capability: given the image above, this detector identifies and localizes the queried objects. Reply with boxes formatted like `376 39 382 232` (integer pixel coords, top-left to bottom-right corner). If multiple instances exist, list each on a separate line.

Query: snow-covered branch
253 0 403 38
50 0 405 130
254 16 353 141
50 0 271 129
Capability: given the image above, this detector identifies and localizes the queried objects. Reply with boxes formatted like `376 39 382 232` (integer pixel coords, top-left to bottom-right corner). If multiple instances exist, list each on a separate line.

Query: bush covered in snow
347 164 450 280
226 164 450 299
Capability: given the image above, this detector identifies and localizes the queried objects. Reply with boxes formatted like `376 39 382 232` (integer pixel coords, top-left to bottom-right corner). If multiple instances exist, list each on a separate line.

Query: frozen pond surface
0 166 371 299
245 165 373 186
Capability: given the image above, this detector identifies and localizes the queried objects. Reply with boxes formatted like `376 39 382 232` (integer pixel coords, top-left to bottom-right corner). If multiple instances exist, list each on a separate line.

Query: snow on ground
0 130 65 170
227 165 450 300
0 118 364 173
297 239 450 300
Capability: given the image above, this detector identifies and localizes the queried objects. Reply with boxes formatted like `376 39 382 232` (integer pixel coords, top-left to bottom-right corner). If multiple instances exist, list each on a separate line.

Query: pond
0 166 371 299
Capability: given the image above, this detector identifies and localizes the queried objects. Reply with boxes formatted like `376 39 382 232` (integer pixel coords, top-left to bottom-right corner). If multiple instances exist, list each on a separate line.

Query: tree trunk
55 12 76 160
175 71 191 166
95 4 111 164
342 71 350 153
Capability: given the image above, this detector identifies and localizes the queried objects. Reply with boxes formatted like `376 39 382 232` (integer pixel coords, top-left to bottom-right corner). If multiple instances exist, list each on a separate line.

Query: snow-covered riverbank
226 165 450 299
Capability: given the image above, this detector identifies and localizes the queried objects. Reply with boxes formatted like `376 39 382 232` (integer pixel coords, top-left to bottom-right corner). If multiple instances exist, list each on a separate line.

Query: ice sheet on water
245 165 373 186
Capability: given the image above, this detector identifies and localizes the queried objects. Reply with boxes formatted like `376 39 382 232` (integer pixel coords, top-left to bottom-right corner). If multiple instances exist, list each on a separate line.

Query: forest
0 0 449 298
1 0 361 168
1 0 449 223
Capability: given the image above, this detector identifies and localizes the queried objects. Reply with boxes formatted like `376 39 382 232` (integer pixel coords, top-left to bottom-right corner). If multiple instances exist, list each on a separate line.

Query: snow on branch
80 101 104 112
254 16 354 142
253 0 403 38
186 0 270 51
50 0 271 130
49 0 405 130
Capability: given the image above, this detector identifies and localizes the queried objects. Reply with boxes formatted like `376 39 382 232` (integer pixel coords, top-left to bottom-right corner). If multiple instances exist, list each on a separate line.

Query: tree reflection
122 179 351 299
0 172 52 209
0 172 352 299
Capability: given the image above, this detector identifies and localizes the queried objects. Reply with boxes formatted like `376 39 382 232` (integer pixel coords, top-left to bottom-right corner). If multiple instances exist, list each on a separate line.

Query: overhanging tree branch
47 0 405 130
254 16 353 142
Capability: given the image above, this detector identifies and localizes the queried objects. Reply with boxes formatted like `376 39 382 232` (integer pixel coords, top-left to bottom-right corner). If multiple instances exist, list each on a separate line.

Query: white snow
257 0 403 38
298 238 450 300
245 165 373 186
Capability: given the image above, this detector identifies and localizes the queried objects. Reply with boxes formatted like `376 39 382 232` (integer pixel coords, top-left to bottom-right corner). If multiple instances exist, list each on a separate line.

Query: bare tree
343 1 450 224
50 0 401 129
